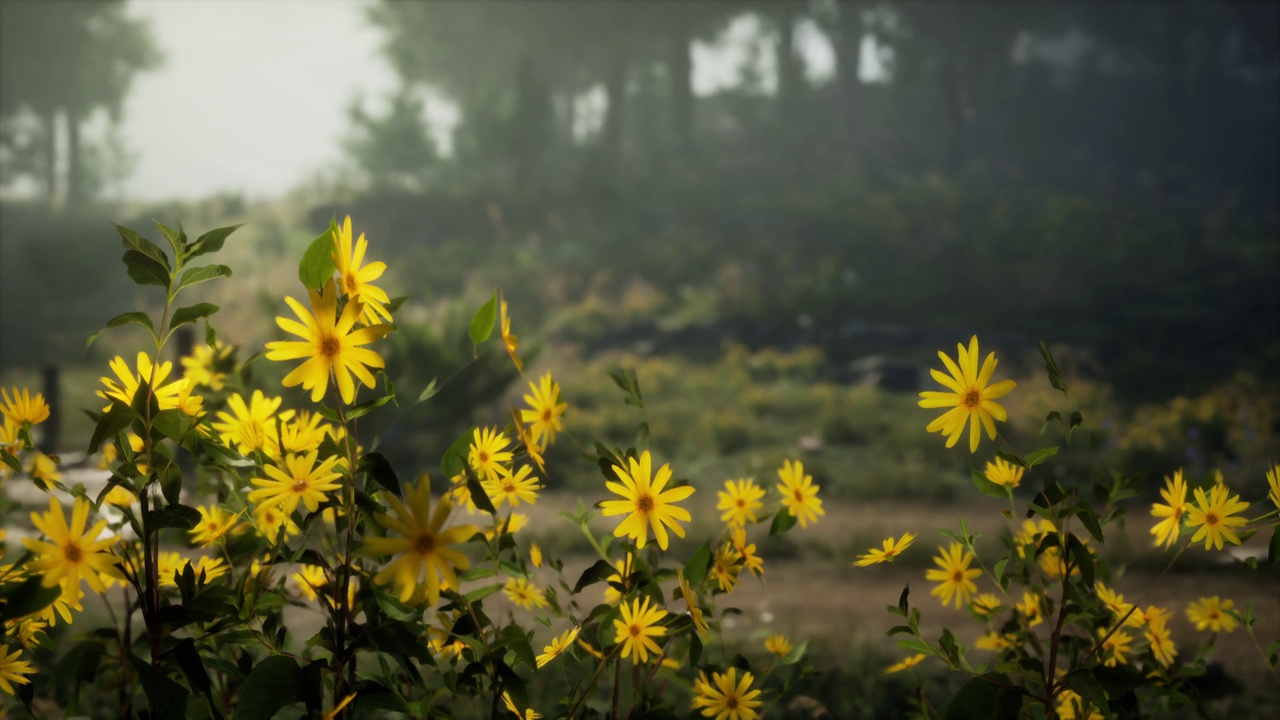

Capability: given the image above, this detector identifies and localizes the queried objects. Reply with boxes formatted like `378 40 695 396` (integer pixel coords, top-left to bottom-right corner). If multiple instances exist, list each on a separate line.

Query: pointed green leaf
186 224 242 260
176 264 232 293
298 228 336 292
469 292 498 347
116 224 170 269
123 250 170 288
154 221 187 259
171 303 219 331
128 652 190 718
970 467 1010 499
1025 446 1059 467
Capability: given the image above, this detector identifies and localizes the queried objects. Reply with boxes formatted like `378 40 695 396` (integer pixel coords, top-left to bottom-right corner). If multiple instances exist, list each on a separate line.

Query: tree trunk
669 26 694 155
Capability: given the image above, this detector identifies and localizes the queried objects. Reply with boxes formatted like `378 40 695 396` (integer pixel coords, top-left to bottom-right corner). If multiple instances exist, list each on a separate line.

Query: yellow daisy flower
212 390 292 456
530 542 543 568
360 478 478 605
180 340 233 391
691 667 763 720
1149 470 1188 549
883 653 928 674
503 577 549 609
918 335 1016 452
1266 463 1280 510
1017 591 1044 628
717 478 765 527
604 555 632 605
970 593 1001 617
765 634 792 658
484 512 529 539
925 542 981 608
482 464 540 508
468 426 513 484
1094 583 1133 620
676 568 710 639
1184 484 1250 550
984 456 1023 488
188 505 241 546
613 596 668 664
273 409 330 459
331 215 393 326
1186 596 1238 633
96 352 188 412
511 404 546 474
1057 689 1105 720
711 542 742 593
22 496 120 602
600 450 695 551
1145 618 1177 667
290 564 328 602
502 691 540 720
520 373 566 449
0 643 35 696
1098 627 1133 667
854 532 916 566
730 526 764 577
28 451 60 486
535 626 580 669
265 278 390 404
776 459 824 528
499 298 523 374
248 450 343 516
254 503 301 543
0 387 49 426
975 632 1014 652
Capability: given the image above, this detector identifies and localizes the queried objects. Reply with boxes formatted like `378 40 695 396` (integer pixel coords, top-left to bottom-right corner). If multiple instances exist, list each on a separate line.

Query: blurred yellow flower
765 634 792 658
291 564 327 602
984 456 1023 488
1017 591 1044 628
717 478 765 527
0 387 49 426
776 459 824 528
918 336 1016 452
730 526 763 577
1098 627 1133 667
361 478 478 606
180 340 233 391
1186 596 1238 633
248 450 343 516
1266 463 1280 510
502 691 540 720
521 373 566 449
883 654 927 674
604 555 632 605
854 532 916 567
711 542 742 593
28 452 60 486
22 497 119 605
0 643 35 696
529 542 543 568
503 577 548 610
499 298 523 374
189 505 240 547
212 390 292 456
265 278 390 404
535 626 580 669
1145 618 1177 667
970 593 1001 617
926 543 981 609
677 568 710 639
482 464 540 508
1149 470 1188 549
601 451 694 551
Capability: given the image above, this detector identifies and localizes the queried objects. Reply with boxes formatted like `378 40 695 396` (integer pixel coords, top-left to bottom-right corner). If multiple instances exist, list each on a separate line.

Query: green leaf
1077 508 1105 543
416 377 440 404
573 560 618 594
116 224 170 269
970 467 1010 499
469 292 498 347
144 503 202 532
171 303 219 331
441 428 474 479
609 368 645 408
186 224 242 260
234 655 301 720
682 543 712 587
154 221 187 259
0 449 20 475
129 652 190 718
769 509 798 536
465 472 497 515
945 673 1023 720
351 681 411 714
1269 526 1279 565
105 311 155 335
1025 446 1060 467
123 249 170 287
995 451 1025 469
1067 533 1095 589
358 452 400 496
1064 670 1109 716
176 264 232 293
172 638 216 712
298 228 336 292
87 402 136 454
466 583 504 603
0 575 63 622
1038 340 1068 394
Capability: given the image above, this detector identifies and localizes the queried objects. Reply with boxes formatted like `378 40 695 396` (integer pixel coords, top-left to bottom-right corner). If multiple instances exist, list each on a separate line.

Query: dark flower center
963 389 982 408
64 541 83 563
320 335 341 358
951 570 964 583
1205 512 1219 525
414 532 436 554
637 495 655 513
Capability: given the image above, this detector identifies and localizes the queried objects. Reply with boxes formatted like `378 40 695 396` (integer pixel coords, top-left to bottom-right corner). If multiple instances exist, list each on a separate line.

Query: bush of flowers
0 217 1275 719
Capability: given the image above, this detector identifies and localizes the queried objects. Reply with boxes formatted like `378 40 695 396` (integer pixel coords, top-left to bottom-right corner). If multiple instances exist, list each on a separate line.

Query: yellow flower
273 410 330 459
331 215 392 326
97 352 190 412
776 459 824 528
711 542 742 593
975 632 1014 652
265 278 390 404
1057 689 1105 720
717 478 765 527
1266 463 1280 510
484 512 529 539
1184 484 1250 550
600 451 695 551
22 496 120 603
0 418 19 479
189 505 240 546
918 336 1016 452
212 390 292 456
360 478 478 605
469 426 513 484
1098 627 1133 667
970 593 1001 617
502 691 540 720
183 556 228 584
0 643 35 696
883 653 928 674
1186 596 1238 633
677 568 710 639
500 298 523 374
1094 583 1133 621
321 693 357 720
1149 470 1188 549
613 595 668 663
535 626 580 668
103 485 136 507
28 451 60 486
1145 618 1177 667
765 634 792 658
691 667 763 720
248 450 343 516
13 617 48 650
530 542 543 568
854 532 916 566
482 464 540 508
503 577 549 609
1017 591 1044 628
511 405 546 474
520 373 566 449
730 526 763 577
254 503 301 543
984 456 1023 488
577 638 605 661
181 340 233 391
0 387 49 426
1128 604 1173 629
925 542 981 608
290 564 328 602
604 555 633 605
